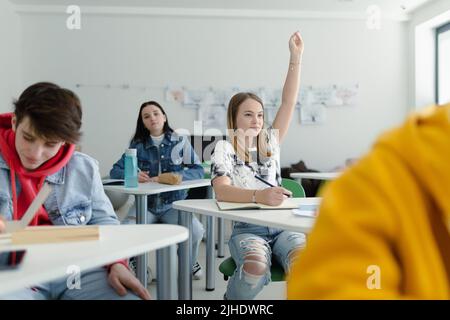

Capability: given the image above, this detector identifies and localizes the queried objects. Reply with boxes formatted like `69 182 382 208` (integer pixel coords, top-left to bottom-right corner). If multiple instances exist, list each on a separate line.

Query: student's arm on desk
213 176 291 207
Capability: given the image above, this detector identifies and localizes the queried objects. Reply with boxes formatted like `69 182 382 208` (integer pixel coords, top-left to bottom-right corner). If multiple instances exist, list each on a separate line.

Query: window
436 22 450 105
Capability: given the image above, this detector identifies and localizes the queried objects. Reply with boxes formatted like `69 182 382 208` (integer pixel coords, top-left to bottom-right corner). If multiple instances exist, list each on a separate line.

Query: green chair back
201 161 211 179
281 178 305 198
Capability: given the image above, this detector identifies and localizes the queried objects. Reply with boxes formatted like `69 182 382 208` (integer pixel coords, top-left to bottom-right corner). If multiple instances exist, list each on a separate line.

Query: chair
282 178 306 198
102 176 131 222
218 178 305 282
202 161 211 179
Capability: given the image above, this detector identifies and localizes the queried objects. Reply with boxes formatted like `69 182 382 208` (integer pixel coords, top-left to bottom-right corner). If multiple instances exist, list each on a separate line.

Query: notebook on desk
102 179 124 186
2 183 100 245
10 225 100 245
216 198 301 211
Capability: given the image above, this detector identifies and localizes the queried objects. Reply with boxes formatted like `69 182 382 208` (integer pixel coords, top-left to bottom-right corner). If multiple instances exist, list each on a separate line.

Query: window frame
435 22 450 104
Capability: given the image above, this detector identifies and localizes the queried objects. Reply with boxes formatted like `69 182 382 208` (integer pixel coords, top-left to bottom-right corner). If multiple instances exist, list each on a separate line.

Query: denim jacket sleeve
109 142 137 179
180 136 204 181
89 159 120 226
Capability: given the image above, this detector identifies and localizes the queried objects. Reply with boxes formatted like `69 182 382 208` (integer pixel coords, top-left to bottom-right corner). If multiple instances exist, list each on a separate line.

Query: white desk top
0 224 188 295
173 198 321 234
103 179 211 195
290 172 340 180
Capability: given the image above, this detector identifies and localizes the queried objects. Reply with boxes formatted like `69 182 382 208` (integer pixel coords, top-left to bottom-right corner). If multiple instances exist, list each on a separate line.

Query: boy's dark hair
13 82 82 144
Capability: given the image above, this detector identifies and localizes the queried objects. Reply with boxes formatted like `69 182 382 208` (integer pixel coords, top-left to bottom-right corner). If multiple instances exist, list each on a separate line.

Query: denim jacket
0 152 119 226
109 131 204 214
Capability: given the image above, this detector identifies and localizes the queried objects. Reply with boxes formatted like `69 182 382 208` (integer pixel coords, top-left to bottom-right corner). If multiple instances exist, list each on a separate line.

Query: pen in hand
137 167 153 182
244 163 292 197
253 175 292 198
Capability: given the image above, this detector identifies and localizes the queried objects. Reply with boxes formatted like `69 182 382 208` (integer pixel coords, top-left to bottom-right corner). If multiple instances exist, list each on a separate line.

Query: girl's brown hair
226 92 272 163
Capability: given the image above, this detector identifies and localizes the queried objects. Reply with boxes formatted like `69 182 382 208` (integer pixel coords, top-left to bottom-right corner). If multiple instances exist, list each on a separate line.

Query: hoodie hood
375 104 450 222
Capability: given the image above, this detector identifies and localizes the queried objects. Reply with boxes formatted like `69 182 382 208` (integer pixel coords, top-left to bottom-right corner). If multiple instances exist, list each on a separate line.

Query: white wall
0 1 21 113
17 9 409 174
408 0 450 109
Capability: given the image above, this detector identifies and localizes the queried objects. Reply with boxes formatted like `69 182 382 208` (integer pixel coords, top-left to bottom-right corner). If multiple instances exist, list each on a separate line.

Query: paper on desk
291 204 318 218
5 183 53 233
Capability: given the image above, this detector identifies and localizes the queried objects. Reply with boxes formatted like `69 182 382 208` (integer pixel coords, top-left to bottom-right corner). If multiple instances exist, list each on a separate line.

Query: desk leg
206 215 215 291
217 218 225 258
207 185 225 258
135 194 148 286
178 210 192 300
156 245 177 300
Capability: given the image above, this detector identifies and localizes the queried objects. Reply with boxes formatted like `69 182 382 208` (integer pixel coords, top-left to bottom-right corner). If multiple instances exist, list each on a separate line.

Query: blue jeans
226 223 306 300
124 205 204 267
1 267 140 300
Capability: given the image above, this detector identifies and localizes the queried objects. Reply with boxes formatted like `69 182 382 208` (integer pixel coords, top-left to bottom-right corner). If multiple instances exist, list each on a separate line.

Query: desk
103 179 211 288
290 172 340 182
173 197 321 299
0 224 188 299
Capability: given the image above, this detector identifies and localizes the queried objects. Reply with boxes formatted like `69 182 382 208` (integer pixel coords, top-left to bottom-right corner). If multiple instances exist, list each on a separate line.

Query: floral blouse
210 127 282 190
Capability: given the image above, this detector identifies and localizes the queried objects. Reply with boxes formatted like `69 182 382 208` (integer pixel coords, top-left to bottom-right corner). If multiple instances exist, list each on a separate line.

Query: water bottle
124 148 138 188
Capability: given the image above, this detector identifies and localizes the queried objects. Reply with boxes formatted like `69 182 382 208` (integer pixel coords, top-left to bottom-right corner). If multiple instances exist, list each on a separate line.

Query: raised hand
289 31 304 59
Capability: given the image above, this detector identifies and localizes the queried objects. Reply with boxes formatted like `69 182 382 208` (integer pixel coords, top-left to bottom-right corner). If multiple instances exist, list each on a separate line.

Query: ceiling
10 0 434 16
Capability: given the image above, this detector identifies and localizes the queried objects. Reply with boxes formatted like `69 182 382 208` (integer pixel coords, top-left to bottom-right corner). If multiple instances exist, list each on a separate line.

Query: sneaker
128 257 152 284
192 261 203 280
128 257 137 275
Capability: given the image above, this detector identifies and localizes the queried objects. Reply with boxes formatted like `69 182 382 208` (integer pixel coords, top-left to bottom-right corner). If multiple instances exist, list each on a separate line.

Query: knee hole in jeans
243 255 269 276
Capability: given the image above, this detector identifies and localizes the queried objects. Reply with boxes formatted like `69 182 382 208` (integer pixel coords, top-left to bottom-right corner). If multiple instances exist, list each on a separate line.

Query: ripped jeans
226 222 306 300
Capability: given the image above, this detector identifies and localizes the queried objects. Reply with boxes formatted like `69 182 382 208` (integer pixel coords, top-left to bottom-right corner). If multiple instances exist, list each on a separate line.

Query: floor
146 240 287 300
114 202 287 300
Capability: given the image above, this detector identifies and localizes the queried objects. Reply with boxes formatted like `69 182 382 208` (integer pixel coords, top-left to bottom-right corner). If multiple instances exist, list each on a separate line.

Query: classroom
0 0 449 302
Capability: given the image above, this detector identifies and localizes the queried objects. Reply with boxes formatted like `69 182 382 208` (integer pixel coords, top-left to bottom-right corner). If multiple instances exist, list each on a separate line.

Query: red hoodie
0 113 75 225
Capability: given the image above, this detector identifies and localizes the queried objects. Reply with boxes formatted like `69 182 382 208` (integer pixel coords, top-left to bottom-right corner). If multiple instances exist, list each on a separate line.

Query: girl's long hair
131 101 173 144
226 92 272 163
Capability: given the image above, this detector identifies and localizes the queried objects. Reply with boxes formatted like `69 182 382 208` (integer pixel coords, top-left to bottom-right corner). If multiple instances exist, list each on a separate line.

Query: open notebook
216 198 306 211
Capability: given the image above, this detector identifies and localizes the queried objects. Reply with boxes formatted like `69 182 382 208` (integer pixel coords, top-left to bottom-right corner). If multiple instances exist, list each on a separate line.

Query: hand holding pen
253 175 292 198
244 163 292 198
254 187 292 207
137 168 159 183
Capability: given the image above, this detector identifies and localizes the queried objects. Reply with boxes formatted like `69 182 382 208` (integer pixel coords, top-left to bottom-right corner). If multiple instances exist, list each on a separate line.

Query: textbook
216 198 308 211
10 225 100 245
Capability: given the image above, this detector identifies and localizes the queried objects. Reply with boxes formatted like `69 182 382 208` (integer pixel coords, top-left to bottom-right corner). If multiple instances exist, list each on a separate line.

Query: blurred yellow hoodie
287 104 450 299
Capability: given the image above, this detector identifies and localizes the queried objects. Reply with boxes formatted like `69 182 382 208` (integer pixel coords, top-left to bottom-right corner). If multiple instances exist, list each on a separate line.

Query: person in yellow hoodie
287 104 450 299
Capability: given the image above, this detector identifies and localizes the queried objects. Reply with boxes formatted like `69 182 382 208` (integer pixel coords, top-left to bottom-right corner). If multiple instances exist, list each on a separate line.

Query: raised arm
272 31 304 144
